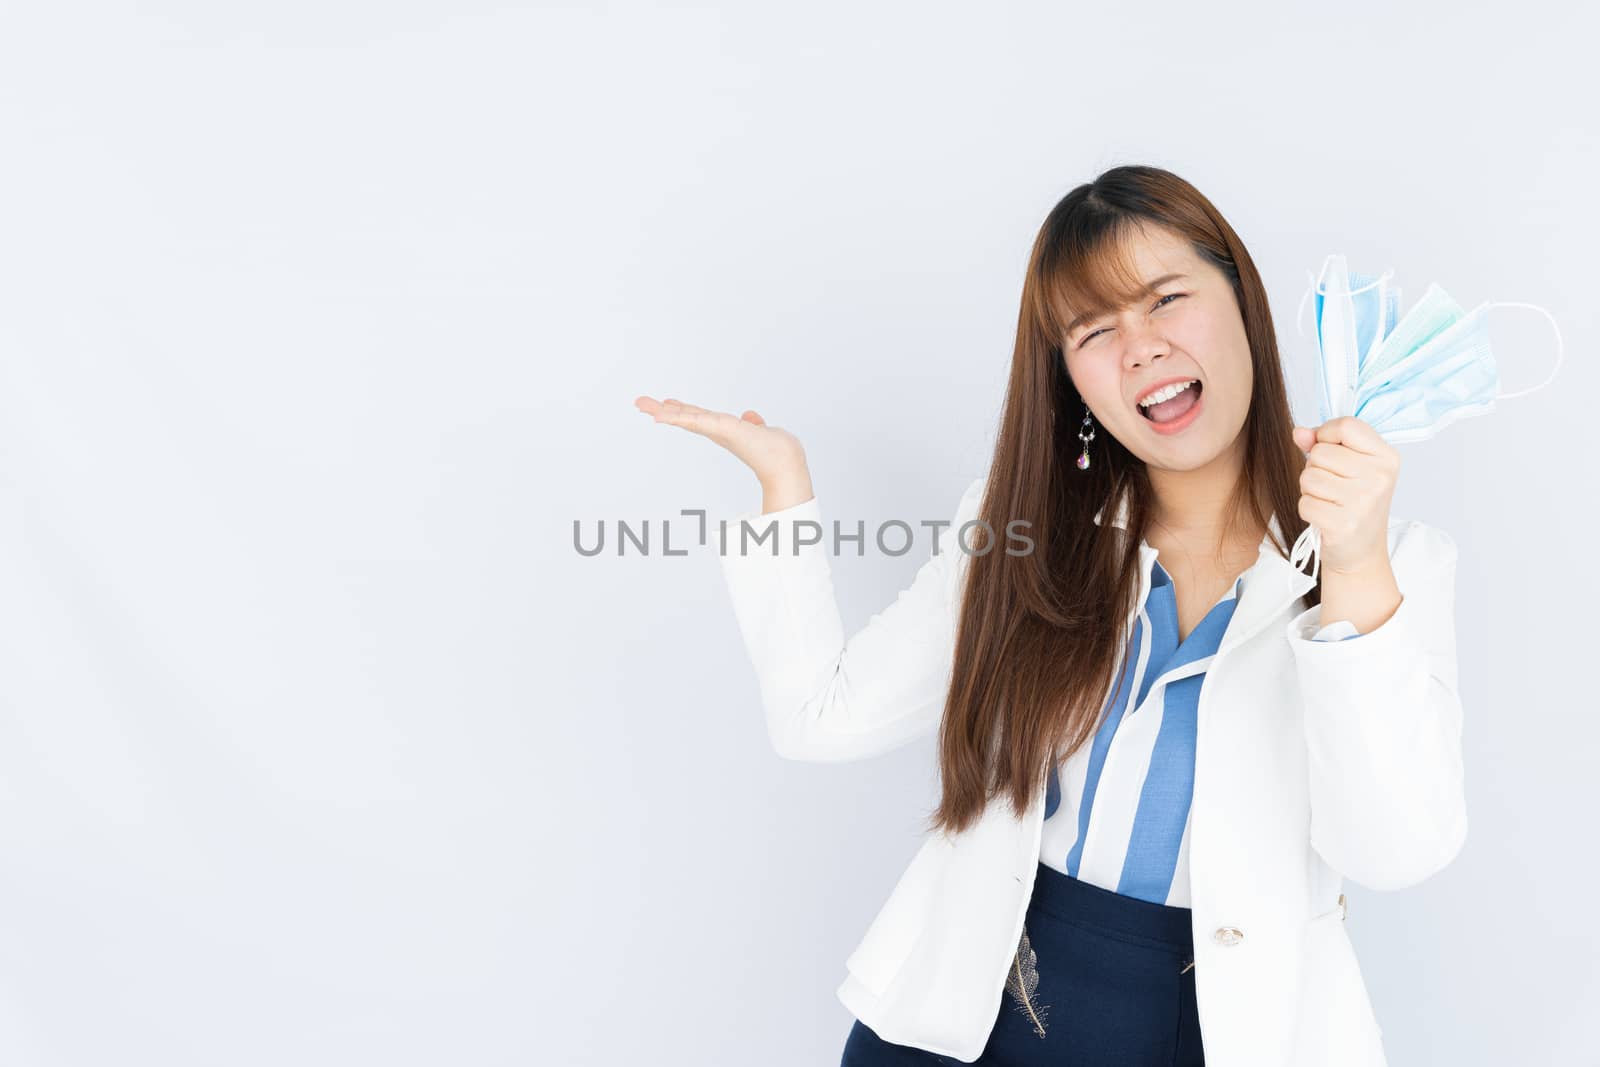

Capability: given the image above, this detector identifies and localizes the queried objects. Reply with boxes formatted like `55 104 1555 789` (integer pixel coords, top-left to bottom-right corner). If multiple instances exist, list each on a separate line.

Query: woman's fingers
635 396 704 417
669 404 729 436
633 395 694 420
635 395 743 439
635 394 807 487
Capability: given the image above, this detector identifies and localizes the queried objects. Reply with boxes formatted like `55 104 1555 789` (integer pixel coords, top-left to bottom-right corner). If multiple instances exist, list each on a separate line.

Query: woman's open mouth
1136 379 1203 435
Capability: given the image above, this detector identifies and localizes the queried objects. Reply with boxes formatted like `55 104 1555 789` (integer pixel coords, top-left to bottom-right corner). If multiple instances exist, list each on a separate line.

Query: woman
634 165 1465 1066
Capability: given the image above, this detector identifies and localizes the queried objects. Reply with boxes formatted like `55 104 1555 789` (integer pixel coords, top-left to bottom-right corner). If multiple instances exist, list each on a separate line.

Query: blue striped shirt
1038 554 1360 906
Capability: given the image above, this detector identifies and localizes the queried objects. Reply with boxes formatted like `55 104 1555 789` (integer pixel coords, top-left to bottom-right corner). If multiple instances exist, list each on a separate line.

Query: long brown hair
925 164 1317 837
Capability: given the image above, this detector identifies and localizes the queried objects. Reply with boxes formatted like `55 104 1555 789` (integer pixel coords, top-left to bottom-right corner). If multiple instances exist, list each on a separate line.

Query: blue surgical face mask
1288 253 1564 579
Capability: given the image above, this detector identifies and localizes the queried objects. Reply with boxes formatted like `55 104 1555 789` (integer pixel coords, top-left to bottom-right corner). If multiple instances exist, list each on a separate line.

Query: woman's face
1061 224 1253 472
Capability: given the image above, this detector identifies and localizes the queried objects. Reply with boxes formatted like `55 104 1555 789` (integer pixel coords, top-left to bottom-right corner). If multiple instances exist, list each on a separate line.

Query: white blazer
719 475 1467 1066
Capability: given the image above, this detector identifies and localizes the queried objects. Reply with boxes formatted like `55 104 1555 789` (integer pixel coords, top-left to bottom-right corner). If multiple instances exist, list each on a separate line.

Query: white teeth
1138 380 1198 408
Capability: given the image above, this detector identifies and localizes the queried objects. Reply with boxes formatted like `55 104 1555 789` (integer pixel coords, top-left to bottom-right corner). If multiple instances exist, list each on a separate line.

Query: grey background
1 2 1594 1065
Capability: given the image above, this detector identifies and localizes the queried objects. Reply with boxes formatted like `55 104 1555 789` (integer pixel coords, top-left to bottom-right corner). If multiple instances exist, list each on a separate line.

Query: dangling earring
1076 405 1096 470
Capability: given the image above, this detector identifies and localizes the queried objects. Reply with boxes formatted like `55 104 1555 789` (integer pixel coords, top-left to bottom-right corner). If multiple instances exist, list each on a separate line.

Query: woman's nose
1121 324 1169 369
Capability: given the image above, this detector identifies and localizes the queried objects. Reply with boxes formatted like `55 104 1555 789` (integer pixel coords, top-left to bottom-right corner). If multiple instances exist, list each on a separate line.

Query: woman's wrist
1318 554 1402 635
758 466 815 514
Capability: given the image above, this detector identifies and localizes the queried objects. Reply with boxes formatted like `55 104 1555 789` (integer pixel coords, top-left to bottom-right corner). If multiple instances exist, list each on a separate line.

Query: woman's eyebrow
1066 273 1190 334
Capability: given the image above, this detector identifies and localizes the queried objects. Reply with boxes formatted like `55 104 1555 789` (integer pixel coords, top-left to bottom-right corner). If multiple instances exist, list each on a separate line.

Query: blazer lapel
1218 528 1318 658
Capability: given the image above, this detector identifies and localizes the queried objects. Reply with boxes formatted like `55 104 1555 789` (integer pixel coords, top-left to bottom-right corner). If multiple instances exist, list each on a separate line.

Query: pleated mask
1288 253 1564 580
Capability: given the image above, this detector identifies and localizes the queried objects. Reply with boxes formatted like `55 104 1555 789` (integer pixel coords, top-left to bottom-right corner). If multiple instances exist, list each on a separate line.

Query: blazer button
1213 927 1245 946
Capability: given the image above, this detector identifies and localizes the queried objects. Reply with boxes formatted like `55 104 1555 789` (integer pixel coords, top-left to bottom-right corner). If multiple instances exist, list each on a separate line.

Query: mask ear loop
1291 269 1326 581
1289 522 1323 584
1484 301 1565 400
1295 269 1318 339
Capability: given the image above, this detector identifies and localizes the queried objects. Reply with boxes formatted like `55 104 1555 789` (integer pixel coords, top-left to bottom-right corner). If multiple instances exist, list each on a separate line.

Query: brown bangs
1040 218 1162 349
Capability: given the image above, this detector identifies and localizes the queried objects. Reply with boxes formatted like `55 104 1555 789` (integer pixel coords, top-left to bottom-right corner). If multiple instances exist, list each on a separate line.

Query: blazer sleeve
1285 518 1469 891
718 476 987 762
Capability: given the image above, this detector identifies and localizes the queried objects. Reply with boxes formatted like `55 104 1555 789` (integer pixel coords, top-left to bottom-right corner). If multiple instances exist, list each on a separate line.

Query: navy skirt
840 860 1205 1065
